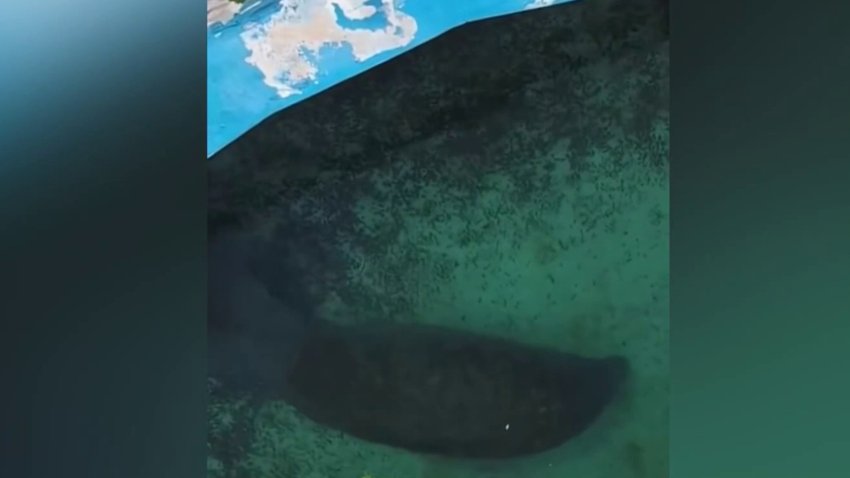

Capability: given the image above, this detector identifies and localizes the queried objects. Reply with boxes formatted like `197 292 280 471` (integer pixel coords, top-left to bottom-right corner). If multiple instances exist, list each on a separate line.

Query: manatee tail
208 231 313 398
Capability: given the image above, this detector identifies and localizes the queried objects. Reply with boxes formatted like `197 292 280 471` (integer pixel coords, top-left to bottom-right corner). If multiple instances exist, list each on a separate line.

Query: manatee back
284 322 628 458
208 232 312 397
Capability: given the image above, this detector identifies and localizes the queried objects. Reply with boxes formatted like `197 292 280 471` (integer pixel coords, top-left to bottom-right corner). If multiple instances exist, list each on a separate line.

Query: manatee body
283 321 629 459
207 233 627 458
207 232 312 397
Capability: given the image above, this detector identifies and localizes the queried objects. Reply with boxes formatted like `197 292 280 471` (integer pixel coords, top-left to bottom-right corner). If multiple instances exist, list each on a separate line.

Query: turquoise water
206 0 575 157
207 1 670 476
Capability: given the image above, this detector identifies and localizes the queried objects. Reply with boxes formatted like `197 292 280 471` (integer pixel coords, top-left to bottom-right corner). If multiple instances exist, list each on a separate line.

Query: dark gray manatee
208 232 628 459
283 320 629 459
207 232 314 396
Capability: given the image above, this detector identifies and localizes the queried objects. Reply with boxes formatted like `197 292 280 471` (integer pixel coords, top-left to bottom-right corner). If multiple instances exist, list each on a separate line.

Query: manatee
207 232 313 397
208 232 628 459
283 320 629 459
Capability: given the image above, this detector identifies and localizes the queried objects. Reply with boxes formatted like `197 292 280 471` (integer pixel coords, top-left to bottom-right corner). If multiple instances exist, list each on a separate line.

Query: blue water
207 0 574 157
